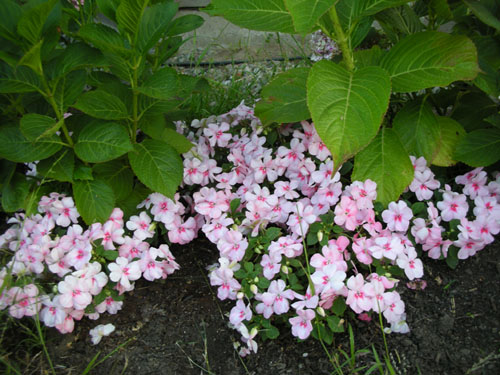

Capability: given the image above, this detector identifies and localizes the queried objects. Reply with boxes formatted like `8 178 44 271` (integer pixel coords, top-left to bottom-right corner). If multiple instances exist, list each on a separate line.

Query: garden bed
41 238 499 375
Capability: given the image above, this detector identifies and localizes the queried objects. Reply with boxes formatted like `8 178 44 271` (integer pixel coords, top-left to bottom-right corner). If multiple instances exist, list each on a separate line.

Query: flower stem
329 6 355 72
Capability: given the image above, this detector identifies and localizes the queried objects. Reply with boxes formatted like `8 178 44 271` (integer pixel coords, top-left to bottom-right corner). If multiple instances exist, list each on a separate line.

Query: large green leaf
19 113 62 142
137 1 177 53
49 44 105 79
116 0 149 39
37 149 75 182
93 159 134 202
307 61 391 169
2 173 31 212
136 68 179 100
392 99 440 162
17 0 58 44
79 23 131 57
432 117 466 167
352 128 413 206
451 91 498 131
54 70 87 111
284 0 335 34
160 128 194 154
0 67 42 93
0 125 61 163
96 0 120 22
166 15 204 36
75 122 133 163
204 0 296 33
73 90 129 120
128 139 183 199
464 0 500 31
0 0 22 42
454 128 500 167
18 40 44 76
73 178 115 224
255 67 310 125
380 31 479 92
472 36 500 97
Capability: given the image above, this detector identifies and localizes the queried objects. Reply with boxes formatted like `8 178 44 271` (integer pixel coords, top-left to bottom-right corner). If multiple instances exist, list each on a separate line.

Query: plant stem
130 57 141 142
329 6 355 72
35 314 56 375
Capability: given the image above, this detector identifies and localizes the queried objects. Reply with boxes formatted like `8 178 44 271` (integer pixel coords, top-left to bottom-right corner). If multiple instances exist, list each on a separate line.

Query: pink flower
334 196 358 231
108 257 141 290
291 286 319 310
382 201 413 232
346 274 375 314
40 295 66 327
57 275 92 310
168 217 197 245
217 229 248 262
289 309 315 339
383 292 405 323
260 253 282 280
396 247 423 280
126 212 154 241
203 122 232 148
287 202 317 237
369 235 404 261
255 279 295 318
229 300 252 327
437 191 468 222
349 179 377 210
311 264 346 294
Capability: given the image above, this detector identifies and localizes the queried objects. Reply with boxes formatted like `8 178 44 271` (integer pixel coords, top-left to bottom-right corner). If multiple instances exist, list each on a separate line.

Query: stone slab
175 0 210 7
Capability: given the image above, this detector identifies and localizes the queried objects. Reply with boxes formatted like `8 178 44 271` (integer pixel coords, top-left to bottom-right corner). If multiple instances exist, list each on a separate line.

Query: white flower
89 323 115 345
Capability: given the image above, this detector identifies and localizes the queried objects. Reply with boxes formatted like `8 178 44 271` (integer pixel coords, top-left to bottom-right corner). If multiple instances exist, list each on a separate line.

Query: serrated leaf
20 114 57 141
75 122 133 163
352 128 414 206
18 39 43 76
204 0 296 33
353 46 384 68
0 67 42 93
50 44 105 79
74 162 94 181
73 90 128 120
380 31 479 93
464 0 500 31
432 117 466 167
137 1 178 53
284 0 335 34
54 70 87 111
17 0 58 44
116 0 148 36
266 227 281 241
166 14 204 36
0 125 61 163
128 139 183 199
0 0 22 42
255 67 310 126
392 99 441 161
37 149 75 182
307 61 391 169
73 178 115 224
2 173 31 212
451 91 497 131
116 182 150 218
136 67 179 100
160 128 194 154
454 128 500 167
327 315 345 333
94 160 134 201
79 23 131 57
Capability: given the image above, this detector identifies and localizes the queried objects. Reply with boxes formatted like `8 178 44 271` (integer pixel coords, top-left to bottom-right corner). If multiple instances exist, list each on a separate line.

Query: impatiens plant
0 0 206 222
205 0 500 206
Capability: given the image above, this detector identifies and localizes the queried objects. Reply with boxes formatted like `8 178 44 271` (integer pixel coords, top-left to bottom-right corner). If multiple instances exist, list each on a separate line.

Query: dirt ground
36 236 500 375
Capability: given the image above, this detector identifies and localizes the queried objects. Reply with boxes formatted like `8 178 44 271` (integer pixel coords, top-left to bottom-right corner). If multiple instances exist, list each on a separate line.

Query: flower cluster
0 192 182 336
310 30 339 62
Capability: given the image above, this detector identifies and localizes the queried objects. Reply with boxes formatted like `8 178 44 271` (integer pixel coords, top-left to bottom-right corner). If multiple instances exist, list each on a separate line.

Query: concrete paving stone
175 11 312 63
175 0 210 8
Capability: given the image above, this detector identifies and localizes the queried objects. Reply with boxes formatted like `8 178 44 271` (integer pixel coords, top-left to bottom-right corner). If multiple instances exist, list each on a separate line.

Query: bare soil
40 238 500 375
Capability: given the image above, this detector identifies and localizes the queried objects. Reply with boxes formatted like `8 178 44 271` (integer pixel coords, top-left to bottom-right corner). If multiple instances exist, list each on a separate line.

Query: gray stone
175 0 210 8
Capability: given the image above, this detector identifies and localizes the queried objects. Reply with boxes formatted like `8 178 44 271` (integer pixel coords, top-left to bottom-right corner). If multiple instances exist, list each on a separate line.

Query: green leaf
380 31 479 93
128 139 183 199
451 91 497 131
0 124 61 163
392 99 440 161
0 67 42 93
37 149 75 182
264 324 280 340
255 67 310 126
375 5 424 43
117 182 150 218
2 173 31 212
50 44 105 79
74 162 94 181
204 0 296 33
103 250 119 261
432 117 466 167
352 127 414 206
349 0 411 18
116 0 149 38
96 0 120 22
331 296 347 316
75 122 133 163
265 227 281 241
20 114 57 141
446 246 459 269
136 67 179 100
0 0 22 42
73 90 128 120
464 0 500 31
17 0 58 44
454 128 500 167
79 23 131 57
160 128 194 154
94 160 134 201
18 40 44 76
230 198 241 214
307 61 391 169
353 45 384 68
472 36 500 97
53 70 87 111
166 15 204 36
326 315 345 333
284 0 335 34
73 178 115 224
137 1 178 53
411 201 426 215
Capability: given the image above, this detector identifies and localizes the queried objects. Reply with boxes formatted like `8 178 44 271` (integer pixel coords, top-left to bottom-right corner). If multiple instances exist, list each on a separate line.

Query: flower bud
148 222 157 232
232 224 239 231
250 327 258 337
317 230 324 242
255 248 262 254
253 277 259 283
237 292 244 299
281 265 289 274
250 284 258 294
316 306 326 317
